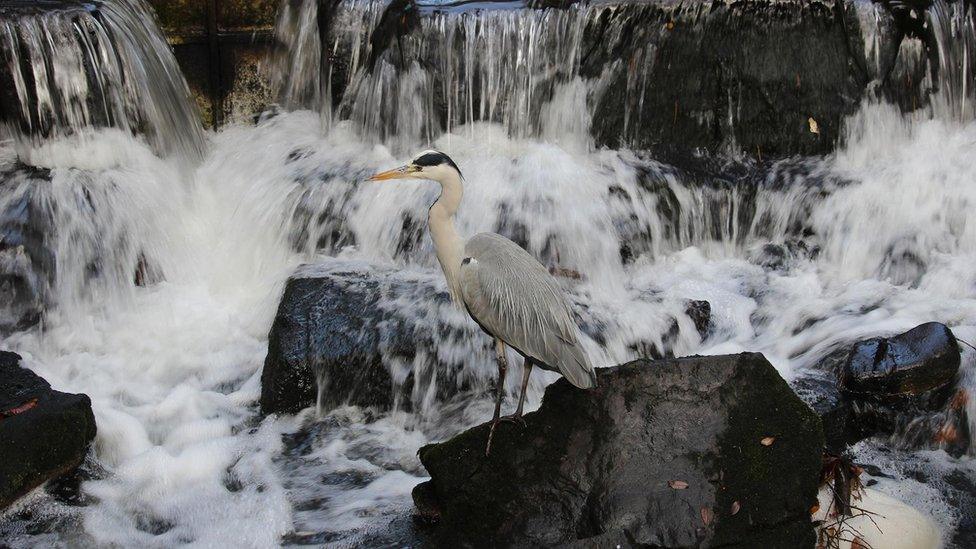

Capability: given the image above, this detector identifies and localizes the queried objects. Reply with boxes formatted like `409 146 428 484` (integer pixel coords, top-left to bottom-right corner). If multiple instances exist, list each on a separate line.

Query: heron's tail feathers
558 342 598 389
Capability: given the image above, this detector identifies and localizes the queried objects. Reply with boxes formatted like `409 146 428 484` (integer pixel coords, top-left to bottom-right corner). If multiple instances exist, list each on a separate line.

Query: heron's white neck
427 169 465 304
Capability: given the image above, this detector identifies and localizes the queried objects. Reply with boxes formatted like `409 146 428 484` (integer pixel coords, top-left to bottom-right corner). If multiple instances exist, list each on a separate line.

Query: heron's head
368 150 463 183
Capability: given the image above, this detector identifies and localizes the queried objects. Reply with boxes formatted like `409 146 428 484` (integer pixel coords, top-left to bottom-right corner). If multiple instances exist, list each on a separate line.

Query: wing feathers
459 233 597 389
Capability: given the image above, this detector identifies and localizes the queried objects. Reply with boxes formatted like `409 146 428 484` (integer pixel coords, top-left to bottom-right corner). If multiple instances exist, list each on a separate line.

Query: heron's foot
498 413 527 428
484 414 525 455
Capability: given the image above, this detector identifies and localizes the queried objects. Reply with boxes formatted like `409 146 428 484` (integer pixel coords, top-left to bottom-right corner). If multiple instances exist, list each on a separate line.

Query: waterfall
0 0 975 546
0 0 206 162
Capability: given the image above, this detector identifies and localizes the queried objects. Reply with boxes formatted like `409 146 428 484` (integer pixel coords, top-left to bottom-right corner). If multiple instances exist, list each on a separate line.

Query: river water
1 0 975 546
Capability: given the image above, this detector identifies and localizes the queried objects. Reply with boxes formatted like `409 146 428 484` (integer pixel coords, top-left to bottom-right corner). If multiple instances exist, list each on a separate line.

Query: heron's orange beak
368 166 409 181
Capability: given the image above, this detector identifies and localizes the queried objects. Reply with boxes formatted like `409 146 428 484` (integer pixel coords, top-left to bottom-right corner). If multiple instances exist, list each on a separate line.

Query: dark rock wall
587 0 866 158
145 0 951 158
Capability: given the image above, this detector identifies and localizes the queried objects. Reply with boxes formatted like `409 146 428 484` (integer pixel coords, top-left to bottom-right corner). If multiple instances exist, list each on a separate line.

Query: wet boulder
261 260 712 416
260 260 485 415
0 164 56 334
413 353 824 547
0 351 96 510
841 322 960 402
586 0 868 160
807 322 964 452
792 373 851 455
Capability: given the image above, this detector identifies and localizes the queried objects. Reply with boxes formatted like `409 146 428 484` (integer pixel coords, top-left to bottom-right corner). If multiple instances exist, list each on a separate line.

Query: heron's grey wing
459 233 597 389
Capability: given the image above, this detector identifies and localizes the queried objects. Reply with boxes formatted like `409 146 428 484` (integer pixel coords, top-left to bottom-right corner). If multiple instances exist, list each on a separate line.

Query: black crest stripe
413 151 463 178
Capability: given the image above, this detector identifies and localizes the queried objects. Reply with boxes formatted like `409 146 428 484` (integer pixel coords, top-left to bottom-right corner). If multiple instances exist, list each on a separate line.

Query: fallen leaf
851 536 867 549
2 398 38 417
730 500 741 515
760 436 775 446
809 503 820 515
701 506 713 526
808 117 820 134
668 480 688 490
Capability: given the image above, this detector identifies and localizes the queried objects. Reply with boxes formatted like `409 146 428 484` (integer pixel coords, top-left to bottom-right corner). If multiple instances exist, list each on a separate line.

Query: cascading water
1 0 976 546
0 0 205 161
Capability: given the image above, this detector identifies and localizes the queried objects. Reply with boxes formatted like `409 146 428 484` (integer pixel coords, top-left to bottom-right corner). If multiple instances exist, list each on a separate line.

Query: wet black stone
806 323 966 453
260 264 479 415
686 299 712 340
261 270 397 414
791 373 850 454
842 322 960 403
588 1 866 159
0 351 97 510
414 353 824 547
0 165 56 334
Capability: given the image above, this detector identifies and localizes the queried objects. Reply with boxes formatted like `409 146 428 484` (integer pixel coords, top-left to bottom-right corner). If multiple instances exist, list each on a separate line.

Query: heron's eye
408 165 421 173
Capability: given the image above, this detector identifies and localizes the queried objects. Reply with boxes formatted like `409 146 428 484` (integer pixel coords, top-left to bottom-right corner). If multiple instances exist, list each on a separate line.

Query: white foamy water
1 0 976 546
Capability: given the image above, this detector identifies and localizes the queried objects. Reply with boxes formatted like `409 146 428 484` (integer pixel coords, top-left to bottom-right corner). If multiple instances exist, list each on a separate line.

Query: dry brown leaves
700 506 713 526
667 480 688 490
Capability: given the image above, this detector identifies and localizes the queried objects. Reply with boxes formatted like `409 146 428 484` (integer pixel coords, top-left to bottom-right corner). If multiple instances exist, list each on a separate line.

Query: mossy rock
415 352 824 547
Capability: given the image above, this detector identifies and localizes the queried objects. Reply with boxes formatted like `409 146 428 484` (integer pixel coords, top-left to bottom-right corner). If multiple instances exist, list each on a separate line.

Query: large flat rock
413 352 824 547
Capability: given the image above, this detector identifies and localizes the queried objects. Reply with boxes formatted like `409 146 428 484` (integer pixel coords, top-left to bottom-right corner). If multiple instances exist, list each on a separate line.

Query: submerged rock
413 353 824 547
0 351 96 510
749 239 821 272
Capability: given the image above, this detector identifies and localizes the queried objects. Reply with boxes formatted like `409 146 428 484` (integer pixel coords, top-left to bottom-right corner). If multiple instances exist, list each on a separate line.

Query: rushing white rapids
0 0 976 547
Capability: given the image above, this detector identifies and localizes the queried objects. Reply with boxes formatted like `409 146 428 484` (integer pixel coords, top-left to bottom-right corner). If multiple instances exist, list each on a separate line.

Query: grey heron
369 150 598 455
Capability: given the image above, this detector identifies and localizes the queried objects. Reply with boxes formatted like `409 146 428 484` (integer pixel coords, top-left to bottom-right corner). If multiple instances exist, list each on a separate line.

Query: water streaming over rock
0 0 975 546
0 0 205 161
271 0 872 156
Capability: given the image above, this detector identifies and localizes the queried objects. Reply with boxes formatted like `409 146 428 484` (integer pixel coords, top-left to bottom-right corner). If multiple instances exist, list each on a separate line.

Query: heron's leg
500 358 532 427
485 338 508 456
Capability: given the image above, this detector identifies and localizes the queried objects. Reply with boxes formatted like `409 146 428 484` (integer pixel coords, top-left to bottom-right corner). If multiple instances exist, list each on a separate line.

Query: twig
956 337 976 353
